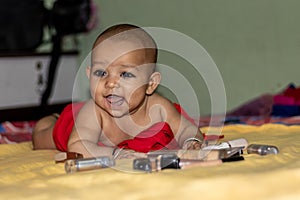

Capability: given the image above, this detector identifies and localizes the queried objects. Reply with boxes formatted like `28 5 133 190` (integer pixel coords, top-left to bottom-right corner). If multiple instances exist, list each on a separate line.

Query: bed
1 84 300 199
1 120 300 200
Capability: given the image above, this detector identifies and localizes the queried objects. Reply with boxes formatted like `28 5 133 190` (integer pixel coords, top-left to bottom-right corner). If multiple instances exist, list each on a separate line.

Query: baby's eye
93 70 107 77
120 72 135 78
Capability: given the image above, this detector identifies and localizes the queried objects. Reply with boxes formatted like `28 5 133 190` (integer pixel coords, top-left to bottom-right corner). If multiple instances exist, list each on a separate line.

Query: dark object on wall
0 0 95 51
0 0 46 51
40 0 96 112
52 0 94 36
0 0 96 115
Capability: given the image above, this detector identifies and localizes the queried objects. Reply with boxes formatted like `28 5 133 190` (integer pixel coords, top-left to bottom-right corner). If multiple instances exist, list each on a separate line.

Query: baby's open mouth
105 95 125 106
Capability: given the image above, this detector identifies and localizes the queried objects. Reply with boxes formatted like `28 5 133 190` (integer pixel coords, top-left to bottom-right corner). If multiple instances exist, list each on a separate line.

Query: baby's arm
67 100 146 158
67 100 113 158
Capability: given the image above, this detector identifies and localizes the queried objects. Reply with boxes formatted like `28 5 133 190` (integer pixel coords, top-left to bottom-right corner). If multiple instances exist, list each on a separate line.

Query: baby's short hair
93 24 157 63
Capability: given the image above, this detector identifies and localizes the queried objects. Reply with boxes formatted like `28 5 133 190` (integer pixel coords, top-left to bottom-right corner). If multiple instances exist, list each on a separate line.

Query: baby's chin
104 108 130 119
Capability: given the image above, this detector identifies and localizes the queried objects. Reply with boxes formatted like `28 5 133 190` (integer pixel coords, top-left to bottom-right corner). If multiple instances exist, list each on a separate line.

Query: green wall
76 0 300 116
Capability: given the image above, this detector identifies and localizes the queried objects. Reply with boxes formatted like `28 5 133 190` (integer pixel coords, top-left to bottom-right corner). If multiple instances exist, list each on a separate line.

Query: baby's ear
146 72 161 95
86 66 91 79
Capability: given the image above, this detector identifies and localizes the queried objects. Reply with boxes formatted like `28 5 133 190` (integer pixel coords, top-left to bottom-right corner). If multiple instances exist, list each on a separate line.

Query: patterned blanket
2 114 300 144
0 121 35 144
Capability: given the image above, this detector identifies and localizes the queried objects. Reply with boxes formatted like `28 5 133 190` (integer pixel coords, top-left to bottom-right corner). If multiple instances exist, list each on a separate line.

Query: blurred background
1 0 300 119
76 0 300 116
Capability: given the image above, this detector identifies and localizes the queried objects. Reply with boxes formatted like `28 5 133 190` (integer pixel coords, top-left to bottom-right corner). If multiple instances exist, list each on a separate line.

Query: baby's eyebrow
92 61 142 71
92 61 108 66
120 64 136 68
120 64 142 71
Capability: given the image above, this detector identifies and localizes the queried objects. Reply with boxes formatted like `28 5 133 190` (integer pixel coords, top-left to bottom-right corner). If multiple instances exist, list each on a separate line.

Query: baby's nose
105 77 120 89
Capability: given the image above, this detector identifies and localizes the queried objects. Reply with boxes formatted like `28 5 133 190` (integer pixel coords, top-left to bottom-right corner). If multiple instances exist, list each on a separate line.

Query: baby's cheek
128 86 146 99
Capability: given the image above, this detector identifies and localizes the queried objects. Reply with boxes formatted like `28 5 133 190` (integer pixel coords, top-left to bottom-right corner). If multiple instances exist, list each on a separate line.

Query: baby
32 24 203 158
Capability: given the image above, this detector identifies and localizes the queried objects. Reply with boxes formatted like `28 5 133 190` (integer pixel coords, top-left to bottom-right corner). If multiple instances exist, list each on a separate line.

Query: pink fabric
274 86 300 106
273 95 295 105
0 121 36 144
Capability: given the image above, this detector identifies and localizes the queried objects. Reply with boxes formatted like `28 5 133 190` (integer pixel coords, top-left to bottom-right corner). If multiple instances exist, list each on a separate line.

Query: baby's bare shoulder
76 100 102 129
148 93 178 119
148 93 174 110
149 93 172 105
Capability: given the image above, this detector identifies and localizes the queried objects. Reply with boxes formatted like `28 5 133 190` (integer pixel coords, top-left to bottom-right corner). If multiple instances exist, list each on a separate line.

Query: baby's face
88 39 154 117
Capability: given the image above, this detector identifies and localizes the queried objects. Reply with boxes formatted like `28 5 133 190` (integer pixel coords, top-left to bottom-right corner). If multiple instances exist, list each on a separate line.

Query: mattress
1 123 300 200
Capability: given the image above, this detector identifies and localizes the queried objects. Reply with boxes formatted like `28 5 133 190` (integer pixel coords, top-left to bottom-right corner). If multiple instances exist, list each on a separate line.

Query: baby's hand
183 140 202 150
114 149 146 159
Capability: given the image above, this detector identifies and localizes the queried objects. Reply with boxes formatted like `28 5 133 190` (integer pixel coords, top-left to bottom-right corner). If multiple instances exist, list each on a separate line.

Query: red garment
53 103 185 152
53 102 84 151
117 122 179 153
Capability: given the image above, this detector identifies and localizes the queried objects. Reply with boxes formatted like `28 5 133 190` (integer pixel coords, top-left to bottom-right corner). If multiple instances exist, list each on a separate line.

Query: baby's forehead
92 39 148 61
92 29 157 64
92 40 149 64
95 28 156 48
98 38 143 48
94 38 150 53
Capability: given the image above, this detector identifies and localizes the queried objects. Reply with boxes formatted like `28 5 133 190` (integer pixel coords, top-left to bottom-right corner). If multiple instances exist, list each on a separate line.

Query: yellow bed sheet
1 124 300 200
